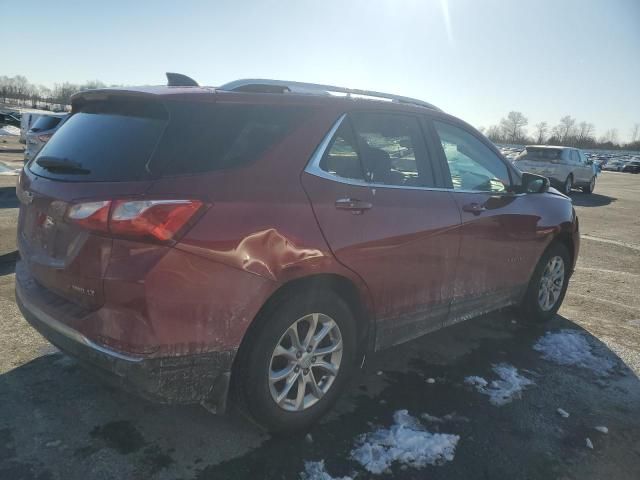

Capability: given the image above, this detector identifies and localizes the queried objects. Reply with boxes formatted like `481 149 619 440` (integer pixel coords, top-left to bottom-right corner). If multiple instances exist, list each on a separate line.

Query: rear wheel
582 176 596 193
236 290 356 432
563 174 573 195
520 242 571 324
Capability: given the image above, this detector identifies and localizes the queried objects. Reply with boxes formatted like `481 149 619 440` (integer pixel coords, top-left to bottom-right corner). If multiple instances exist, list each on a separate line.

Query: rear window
31 115 63 132
29 99 168 182
520 148 563 161
29 99 306 182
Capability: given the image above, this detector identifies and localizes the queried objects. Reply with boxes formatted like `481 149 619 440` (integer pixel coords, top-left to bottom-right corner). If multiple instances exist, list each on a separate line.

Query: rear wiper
35 156 90 175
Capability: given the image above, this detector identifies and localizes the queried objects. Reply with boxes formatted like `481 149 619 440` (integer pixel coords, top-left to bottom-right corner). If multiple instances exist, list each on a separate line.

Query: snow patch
351 410 459 474
557 408 570 418
465 364 534 406
420 412 469 424
594 426 608 434
0 125 20 136
533 329 615 375
585 438 594 449
300 461 353 480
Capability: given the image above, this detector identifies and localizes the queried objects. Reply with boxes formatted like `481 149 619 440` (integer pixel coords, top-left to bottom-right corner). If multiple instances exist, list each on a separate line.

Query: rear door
575 150 593 183
427 118 544 325
302 111 461 350
17 97 168 309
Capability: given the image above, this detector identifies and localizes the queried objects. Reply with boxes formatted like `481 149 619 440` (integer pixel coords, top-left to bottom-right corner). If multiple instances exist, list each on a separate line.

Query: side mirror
520 172 549 194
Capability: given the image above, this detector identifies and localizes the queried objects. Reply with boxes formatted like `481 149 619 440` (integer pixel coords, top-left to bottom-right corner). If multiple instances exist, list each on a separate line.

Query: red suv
16 75 579 431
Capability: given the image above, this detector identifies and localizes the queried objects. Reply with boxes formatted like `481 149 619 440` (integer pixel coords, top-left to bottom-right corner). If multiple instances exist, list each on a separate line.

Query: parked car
24 113 68 163
16 76 579 432
602 160 624 171
19 110 63 144
622 160 640 173
513 146 596 194
0 111 21 127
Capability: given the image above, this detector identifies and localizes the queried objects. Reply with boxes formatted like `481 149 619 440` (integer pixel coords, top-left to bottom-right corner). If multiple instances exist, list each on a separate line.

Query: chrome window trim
304 114 525 197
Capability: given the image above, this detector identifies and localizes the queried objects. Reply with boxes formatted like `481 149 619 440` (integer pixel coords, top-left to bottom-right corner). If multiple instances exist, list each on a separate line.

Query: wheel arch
231 273 373 381
554 231 576 274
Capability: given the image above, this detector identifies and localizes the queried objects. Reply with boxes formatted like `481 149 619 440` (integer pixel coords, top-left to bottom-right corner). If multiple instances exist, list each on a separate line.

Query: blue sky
2 0 639 140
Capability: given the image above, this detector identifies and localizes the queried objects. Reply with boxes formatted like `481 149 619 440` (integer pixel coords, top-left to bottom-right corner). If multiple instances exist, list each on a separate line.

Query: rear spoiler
70 89 158 113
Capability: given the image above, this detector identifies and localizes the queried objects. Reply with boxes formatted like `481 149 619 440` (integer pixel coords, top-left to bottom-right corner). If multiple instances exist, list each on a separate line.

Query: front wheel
582 176 596 193
520 242 571 323
236 290 356 432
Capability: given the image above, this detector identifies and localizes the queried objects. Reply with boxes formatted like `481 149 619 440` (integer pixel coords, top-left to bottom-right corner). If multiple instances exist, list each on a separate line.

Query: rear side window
351 112 433 187
155 103 307 176
318 112 435 187
31 115 63 132
29 100 168 182
319 119 366 180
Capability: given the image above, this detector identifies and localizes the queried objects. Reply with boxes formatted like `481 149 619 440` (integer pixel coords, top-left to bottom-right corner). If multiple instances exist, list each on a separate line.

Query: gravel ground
0 161 638 480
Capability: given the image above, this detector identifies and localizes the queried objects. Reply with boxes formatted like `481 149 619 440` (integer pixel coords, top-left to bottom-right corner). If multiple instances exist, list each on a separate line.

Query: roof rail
219 79 442 111
166 72 199 87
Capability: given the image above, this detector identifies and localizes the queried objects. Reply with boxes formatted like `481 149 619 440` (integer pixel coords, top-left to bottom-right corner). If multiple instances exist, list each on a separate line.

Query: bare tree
556 115 577 143
534 122 548 144
486 125 503 143
477 126 486 135
499 111 528 143
631 123 640 143
599 129 619 145
577 122 595 142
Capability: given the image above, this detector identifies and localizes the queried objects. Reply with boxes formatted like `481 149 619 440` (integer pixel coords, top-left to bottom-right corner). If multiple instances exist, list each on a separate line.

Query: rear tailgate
17 174 156 309
515 147 564 176
17 95 168 310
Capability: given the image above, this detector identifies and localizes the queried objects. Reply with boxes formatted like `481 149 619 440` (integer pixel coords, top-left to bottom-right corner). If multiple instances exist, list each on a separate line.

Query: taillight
66 201 110 233
110 200 203 242
37 133 53 143
65 199 205 243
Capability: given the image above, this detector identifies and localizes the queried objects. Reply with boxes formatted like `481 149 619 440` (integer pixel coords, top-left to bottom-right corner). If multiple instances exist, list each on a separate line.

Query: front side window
433 121 510 193
351 112 433 187
570 150 578 164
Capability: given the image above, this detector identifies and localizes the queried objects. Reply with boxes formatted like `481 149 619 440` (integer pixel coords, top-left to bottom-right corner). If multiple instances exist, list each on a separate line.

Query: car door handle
335 198 373 213
462 202 486 215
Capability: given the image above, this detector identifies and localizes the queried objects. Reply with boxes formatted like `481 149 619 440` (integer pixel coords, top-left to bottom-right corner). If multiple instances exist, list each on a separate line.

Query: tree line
0 75 116 112
480 111 640 151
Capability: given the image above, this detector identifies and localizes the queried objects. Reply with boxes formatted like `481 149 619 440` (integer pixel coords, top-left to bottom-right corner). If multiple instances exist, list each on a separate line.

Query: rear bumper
16 274 234 412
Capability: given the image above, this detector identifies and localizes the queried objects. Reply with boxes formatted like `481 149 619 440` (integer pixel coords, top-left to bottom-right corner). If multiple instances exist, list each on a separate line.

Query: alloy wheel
538 255 565 311
268 313 343 411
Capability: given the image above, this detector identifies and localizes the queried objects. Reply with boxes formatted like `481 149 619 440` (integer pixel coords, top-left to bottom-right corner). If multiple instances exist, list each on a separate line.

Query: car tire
582 176 595 194
520 242 571 324
236 289 356 432
563 174 573 195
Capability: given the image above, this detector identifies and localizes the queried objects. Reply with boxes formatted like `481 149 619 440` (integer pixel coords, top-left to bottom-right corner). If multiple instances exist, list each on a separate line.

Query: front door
429 119 544 325
302 111 461 350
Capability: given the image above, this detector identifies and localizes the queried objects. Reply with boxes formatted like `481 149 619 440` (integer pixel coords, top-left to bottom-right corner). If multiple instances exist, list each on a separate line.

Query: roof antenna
166 72 199 87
